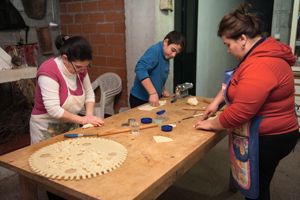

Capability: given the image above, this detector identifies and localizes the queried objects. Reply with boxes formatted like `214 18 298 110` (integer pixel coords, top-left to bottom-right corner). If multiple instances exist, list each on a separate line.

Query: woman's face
221 36 245 61
70 60 90 73
163 39 182 60
62 55 90 74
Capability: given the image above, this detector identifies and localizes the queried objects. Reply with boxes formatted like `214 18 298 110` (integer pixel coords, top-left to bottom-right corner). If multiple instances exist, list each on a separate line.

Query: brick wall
59 0 127 112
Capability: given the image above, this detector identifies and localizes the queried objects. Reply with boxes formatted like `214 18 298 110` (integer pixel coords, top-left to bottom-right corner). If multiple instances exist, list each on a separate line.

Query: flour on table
138 100 166 111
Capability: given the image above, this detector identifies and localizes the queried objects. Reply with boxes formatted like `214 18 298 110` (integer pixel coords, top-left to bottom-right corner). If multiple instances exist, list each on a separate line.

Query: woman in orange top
195 4 299 200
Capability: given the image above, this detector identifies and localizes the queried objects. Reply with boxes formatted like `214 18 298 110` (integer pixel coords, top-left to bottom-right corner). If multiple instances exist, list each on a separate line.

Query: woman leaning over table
194 4 299 200
30 35 104 144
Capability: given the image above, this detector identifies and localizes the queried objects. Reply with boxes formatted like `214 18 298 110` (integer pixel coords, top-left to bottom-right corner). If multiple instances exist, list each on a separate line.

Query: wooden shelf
0 67 37 84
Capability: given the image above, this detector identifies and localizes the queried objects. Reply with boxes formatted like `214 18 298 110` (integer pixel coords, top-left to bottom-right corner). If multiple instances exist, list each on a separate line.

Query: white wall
125 0 174 105
125 0 243 100
196 0 242 97
154 2 174 93
125 1 155 95
271 0 293 44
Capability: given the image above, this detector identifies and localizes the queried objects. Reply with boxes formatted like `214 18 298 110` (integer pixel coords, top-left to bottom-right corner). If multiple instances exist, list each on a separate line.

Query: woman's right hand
149 93 160 107
82 115 104 127
202 102 219 120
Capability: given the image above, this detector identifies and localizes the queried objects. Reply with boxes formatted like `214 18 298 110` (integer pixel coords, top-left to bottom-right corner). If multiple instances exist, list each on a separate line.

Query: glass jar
154 110 167 124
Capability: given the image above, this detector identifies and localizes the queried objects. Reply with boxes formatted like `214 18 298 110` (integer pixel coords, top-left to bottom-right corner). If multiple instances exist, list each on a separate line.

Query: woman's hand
149 93 160 107
82 115 104 127
194 118 214 130
194 114 224 131
195 89 225 131
202 101 219 120
194 102 220 131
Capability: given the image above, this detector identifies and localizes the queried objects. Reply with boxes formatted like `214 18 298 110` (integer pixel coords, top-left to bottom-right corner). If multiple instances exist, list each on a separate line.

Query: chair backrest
92 72 122 116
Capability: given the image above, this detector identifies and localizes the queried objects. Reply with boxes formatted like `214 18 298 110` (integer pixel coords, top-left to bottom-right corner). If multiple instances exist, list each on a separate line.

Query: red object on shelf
5 43 38 67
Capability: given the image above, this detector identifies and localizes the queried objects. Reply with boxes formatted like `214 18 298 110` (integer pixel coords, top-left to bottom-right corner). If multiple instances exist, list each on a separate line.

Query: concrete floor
158 137 300 200
1 136 299 200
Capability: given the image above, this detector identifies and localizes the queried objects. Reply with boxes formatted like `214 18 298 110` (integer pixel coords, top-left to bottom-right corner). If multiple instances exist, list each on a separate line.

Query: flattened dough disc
29 137 127 180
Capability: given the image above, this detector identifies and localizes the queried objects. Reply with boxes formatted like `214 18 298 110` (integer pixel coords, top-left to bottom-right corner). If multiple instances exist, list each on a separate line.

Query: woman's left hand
83 115 104 127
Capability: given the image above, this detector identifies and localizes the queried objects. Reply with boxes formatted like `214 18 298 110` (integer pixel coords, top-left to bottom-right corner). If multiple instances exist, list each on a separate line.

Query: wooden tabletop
0 96 226 200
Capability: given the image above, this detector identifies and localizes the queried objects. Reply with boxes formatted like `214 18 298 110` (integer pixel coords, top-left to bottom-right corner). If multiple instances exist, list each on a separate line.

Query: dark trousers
245 129 299 200
129 94 147 108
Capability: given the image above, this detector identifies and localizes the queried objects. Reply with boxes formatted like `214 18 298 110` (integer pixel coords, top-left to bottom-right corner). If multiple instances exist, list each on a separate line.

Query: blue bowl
141 117 152 124
161 125 173 132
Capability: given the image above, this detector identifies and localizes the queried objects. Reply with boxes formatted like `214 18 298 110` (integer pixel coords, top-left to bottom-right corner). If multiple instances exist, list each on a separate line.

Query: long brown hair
217 3 262 39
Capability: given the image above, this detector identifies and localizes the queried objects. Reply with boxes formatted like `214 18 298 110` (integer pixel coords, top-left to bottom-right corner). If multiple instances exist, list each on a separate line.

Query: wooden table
0 97 226 200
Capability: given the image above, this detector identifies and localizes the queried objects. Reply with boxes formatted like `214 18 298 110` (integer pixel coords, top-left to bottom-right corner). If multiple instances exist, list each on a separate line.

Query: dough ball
187 97 198 106
82 123 94 129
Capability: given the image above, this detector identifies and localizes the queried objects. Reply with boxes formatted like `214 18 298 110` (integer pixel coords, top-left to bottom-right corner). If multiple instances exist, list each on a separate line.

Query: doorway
174 0 198 95
246 0 274 36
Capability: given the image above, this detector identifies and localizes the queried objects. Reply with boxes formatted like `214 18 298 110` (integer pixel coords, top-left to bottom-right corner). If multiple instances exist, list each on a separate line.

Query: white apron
30 75 85 144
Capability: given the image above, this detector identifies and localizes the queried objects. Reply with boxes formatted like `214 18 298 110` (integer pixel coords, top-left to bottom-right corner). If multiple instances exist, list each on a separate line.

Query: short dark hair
217 3 262 39
55 35 92 61
164 31 186 51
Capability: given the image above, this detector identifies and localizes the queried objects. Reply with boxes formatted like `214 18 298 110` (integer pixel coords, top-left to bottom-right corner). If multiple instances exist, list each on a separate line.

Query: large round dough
28 137 127 180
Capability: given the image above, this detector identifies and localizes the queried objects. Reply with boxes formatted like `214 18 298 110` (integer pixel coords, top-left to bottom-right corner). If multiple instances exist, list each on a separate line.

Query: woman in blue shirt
130 31 185 108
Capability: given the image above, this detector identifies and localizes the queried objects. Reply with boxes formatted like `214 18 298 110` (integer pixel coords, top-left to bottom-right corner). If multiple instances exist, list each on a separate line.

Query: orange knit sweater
219 37 299 135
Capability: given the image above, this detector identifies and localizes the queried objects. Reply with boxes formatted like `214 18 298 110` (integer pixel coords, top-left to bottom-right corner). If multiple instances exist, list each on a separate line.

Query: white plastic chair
91 72 122 118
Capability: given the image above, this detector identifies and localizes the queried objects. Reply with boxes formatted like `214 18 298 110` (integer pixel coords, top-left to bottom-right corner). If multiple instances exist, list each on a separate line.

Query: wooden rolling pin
64 123 158 138
183 108 206 111
202 99 212 104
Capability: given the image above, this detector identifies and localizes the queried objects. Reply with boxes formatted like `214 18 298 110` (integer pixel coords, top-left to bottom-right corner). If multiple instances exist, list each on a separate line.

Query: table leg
19 175 38 200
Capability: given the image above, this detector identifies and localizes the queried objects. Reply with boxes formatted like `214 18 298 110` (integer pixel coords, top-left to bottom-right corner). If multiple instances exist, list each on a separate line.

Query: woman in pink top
194 4 298 200
30 35 104 144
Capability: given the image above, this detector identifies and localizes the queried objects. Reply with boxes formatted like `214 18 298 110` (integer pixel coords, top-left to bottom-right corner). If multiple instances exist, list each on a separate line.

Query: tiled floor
1 137 300 200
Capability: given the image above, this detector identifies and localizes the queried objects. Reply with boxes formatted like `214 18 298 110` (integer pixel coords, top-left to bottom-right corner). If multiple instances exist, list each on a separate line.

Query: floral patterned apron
223 37 266 198
223 68 262 199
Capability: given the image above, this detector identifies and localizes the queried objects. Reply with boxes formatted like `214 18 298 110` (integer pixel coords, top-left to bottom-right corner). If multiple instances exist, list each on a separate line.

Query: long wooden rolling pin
202 99 212 104
183 108 206 111
64 123 158 138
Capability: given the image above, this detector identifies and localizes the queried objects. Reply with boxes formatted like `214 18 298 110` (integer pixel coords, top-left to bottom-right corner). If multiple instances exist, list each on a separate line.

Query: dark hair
217 3 262 39
55 35 92 61
164 31 186 51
